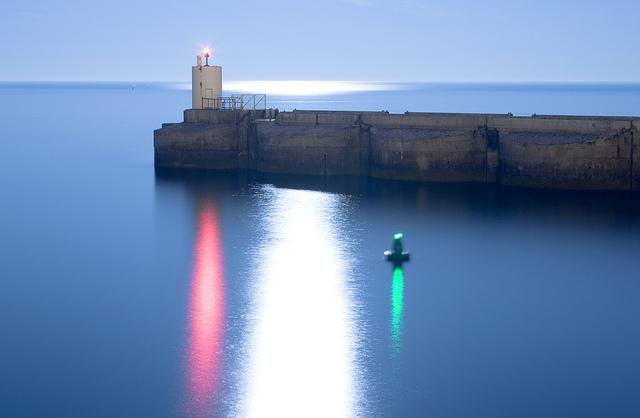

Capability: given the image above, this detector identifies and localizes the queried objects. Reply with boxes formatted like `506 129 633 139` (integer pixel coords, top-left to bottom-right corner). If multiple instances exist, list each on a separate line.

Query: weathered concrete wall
489 116 635 190
369 127 487 182
154 123 240 170
184 109 239 124
254 123 363 176
154 109 640 192
499 130 631 190
633 121 639 192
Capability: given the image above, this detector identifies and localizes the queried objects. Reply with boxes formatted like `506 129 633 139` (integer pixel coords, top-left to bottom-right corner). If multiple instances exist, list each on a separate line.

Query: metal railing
202 94 267 111
237 94 266 111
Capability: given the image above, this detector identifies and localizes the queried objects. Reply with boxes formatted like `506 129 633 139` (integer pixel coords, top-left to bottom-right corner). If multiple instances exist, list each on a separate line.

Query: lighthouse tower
192 49 222 109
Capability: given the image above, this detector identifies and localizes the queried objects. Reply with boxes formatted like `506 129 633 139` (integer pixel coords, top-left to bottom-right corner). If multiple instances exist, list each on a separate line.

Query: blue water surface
0 83 639 418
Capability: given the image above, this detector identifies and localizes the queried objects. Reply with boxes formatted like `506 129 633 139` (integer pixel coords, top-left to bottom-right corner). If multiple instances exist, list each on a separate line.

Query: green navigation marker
384 232 410 265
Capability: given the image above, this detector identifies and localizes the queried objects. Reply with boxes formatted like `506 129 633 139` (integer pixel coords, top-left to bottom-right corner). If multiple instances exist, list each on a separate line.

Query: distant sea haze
1 81 639 116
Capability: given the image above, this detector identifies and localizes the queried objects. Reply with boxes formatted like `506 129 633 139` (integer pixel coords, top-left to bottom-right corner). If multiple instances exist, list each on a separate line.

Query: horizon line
2 79 640 84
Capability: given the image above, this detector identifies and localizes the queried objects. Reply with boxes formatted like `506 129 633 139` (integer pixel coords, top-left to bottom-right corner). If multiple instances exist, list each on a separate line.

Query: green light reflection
391 266 404 355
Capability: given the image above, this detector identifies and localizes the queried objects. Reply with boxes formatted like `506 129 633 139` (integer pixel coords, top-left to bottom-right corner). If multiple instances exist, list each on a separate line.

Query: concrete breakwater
154 109 639 192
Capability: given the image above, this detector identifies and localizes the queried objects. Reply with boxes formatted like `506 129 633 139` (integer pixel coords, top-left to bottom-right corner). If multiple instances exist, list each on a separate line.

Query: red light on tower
192 45 221 109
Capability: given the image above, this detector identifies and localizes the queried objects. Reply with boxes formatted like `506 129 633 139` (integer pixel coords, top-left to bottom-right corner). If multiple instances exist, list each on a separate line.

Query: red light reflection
186 201 225 416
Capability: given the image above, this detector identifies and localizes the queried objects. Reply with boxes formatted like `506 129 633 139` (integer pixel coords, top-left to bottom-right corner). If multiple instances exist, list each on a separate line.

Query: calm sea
1 82 639 418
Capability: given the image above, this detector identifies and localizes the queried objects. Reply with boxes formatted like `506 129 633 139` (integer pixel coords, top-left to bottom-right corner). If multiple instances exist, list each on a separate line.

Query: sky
1 0 639 82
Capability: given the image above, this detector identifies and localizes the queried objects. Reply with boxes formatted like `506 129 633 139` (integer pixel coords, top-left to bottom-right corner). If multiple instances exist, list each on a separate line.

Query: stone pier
154 109 639 192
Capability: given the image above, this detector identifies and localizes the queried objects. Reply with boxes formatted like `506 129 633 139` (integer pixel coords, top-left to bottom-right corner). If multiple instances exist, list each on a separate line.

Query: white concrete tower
192 48 222 109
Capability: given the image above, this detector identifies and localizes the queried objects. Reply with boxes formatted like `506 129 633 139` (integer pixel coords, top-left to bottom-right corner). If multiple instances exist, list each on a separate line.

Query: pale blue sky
1 0 638 82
